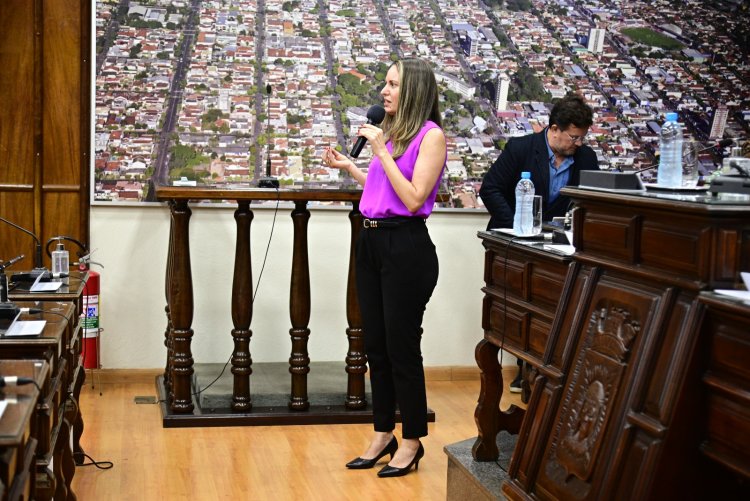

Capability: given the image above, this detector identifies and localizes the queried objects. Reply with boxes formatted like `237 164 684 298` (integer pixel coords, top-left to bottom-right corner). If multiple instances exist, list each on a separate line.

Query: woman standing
323 58 446 478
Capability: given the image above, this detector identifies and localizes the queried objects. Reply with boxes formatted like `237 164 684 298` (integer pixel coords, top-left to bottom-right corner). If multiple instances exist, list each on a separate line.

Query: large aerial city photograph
94 0 749 208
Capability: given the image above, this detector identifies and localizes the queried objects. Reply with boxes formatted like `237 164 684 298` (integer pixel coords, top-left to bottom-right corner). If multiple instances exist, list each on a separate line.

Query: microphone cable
15 301 112 469
493 234 520 471
192 186 282 399
61 389 113 470
500 236 520 369
0 375 42 393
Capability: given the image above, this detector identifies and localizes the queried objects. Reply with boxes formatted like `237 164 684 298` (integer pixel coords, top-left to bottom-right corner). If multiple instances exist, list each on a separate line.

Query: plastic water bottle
657 112 683 188
513 172 535 236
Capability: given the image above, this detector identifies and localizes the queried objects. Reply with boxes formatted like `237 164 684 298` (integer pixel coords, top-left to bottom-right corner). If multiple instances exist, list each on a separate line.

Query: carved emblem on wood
545 302 641 494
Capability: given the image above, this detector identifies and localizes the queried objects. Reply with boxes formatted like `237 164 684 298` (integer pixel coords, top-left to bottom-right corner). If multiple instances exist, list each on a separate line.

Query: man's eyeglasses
562 130 587 144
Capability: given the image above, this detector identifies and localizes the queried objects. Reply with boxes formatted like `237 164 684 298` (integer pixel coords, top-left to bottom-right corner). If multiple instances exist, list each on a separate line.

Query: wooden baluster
345 202 366 409
289 200 311 411
168 200 195 413
231 201 253 411
164 200 174 398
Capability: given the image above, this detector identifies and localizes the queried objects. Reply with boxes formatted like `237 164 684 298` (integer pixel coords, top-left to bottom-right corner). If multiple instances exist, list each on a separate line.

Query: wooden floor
71 369 523 500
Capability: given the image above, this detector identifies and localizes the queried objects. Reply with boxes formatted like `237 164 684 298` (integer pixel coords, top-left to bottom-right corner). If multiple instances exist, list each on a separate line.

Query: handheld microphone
350 105 386 158
0 217 43 269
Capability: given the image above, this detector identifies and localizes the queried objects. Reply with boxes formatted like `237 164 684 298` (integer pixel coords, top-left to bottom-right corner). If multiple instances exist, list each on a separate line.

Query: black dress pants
356 218 439 439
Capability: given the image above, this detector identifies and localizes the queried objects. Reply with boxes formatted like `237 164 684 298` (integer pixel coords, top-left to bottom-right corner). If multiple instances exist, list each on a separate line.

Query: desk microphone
258 84 280 188
0 254 24 303
11 271 69 281
350 105 386 158
0 217 44 269
1 254 25 269
0 376 35 387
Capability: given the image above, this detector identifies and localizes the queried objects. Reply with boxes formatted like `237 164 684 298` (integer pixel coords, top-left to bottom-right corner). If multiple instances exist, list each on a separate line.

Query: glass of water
531 196 543 235
682 140 700 188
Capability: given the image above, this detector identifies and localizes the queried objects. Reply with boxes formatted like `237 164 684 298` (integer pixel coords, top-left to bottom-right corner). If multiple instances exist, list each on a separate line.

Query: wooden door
0 0 91 269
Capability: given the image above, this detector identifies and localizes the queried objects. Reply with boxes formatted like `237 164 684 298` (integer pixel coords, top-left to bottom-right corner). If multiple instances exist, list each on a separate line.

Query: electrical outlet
134 396 157 404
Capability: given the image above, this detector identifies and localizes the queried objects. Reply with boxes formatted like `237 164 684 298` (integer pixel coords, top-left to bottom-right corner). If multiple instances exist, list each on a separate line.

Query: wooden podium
154 186 436 427
475 188 750 499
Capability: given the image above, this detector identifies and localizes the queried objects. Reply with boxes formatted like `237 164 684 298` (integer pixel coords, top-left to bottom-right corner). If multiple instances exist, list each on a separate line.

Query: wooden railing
155 186 369 426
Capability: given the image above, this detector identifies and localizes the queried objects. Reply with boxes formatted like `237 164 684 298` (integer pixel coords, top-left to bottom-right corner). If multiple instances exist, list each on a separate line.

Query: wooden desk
0 302 77 500
0 359 49 501
473 232 573 461
8 271 89 464
497 189 750 499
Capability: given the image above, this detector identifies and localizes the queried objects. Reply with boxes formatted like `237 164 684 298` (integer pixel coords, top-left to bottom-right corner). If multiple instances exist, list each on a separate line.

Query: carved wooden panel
538 277 661 500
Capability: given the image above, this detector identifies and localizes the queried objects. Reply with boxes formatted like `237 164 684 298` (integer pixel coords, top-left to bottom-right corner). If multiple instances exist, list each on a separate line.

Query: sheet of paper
714 289 750 301
30 280 63 292
4 320 46 337
0 400 7 420
741 272 750 290
543 244 576 255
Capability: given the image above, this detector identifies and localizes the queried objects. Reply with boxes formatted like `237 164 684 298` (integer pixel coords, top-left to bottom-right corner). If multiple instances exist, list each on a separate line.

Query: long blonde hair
381 58 442 159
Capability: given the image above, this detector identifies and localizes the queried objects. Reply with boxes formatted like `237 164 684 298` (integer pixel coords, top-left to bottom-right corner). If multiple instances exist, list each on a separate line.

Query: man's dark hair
549 92 593 130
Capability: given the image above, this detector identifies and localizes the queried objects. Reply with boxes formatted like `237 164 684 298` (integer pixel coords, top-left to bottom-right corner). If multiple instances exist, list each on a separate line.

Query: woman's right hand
323 147 355 172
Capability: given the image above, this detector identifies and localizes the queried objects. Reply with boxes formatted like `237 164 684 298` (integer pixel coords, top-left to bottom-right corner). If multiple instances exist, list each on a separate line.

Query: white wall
91 204 500 369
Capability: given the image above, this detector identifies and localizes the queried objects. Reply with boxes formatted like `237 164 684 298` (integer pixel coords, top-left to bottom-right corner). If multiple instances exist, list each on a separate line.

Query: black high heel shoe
346 436 398 469
377 441 424 477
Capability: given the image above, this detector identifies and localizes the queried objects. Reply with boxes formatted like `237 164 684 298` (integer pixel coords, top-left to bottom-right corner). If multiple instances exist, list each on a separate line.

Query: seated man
479 92 600 392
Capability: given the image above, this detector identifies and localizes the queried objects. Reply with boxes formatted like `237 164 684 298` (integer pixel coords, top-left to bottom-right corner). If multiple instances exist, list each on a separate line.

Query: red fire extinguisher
78 252 103 370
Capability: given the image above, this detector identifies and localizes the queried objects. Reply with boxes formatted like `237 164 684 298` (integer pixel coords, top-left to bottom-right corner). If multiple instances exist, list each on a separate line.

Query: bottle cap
666 112 678 122
56 243 65 251
521 172 531 179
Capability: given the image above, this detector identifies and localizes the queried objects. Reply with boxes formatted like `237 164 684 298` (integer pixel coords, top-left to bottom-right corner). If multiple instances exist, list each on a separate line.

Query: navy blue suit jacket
479 129 599 229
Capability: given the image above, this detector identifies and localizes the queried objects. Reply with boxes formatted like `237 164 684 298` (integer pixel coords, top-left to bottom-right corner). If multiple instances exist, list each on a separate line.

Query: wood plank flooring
71 369 523 500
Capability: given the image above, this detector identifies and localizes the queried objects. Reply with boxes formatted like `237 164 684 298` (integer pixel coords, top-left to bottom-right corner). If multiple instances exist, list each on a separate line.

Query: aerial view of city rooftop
94 0 750 207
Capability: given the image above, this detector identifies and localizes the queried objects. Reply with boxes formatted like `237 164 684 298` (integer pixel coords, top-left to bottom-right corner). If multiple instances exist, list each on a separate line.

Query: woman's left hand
357 124 388 157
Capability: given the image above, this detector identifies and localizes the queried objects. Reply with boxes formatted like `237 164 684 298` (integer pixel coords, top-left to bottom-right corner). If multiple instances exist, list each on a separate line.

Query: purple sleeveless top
359 120 446 219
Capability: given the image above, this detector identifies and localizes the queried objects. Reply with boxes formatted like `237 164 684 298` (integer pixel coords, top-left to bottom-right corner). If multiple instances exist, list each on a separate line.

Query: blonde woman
323 58 446 477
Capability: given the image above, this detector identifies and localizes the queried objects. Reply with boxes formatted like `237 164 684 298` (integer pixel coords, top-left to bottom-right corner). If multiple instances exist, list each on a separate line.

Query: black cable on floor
76 452 114 470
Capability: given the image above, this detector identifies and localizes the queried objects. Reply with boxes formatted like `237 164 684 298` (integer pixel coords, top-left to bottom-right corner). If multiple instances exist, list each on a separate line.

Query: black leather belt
362 217 425 229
